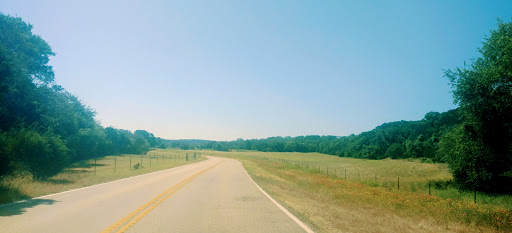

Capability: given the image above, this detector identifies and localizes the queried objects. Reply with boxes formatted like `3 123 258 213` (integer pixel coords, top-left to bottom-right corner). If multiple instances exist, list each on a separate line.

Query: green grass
0 149 205 204
200 150 512 232
205 150 512 208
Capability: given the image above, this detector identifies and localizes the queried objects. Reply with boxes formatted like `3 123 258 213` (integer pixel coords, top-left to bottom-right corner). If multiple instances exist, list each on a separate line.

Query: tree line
201 109 460 162
0 13 166 179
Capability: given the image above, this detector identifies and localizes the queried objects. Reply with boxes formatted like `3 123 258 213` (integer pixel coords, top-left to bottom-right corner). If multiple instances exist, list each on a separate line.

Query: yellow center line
101 161 223 233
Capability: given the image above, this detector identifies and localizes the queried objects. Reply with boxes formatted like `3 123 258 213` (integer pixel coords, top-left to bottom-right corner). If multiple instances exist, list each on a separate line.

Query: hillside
168 109 461 162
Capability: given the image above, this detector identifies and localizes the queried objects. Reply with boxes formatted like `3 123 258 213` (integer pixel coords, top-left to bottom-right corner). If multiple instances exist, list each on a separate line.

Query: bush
431 179 454 190
5 128 70 180
132 163 143 170
419 157 433 163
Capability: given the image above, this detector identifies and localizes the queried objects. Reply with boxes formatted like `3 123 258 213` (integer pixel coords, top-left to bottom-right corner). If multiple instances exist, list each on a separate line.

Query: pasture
202 150 512 232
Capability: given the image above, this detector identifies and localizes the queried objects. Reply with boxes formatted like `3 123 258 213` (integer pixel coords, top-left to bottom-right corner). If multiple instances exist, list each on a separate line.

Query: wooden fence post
474 189 477 204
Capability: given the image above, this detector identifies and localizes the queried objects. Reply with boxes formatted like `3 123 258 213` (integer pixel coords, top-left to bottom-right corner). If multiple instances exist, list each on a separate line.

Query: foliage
0 13 154 179
444 19 512 191
132 163 143 170
199 110 460 162
2 128 69 179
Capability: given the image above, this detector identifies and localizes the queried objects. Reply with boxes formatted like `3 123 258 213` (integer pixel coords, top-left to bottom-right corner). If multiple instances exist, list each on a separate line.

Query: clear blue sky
2 1 512 141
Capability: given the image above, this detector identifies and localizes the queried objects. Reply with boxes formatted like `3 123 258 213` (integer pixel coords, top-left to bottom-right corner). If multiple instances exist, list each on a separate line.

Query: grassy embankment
202 150 511 233
0 149 205 204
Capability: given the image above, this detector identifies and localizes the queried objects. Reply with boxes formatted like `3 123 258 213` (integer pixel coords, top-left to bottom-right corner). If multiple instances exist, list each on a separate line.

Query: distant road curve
0 156 312 233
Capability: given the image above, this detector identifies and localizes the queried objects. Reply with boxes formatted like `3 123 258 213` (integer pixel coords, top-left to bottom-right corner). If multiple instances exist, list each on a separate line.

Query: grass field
0 149 205 204
200 150 512 232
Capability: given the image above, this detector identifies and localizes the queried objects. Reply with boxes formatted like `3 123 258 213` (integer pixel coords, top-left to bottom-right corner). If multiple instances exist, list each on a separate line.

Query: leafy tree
384 143 404 159
134 130 157 148
68 126 106 160
0 130 12 176
0 14 154 179
0 13 55 131
130 134 150 154
444 19 512 191
4 128 69 179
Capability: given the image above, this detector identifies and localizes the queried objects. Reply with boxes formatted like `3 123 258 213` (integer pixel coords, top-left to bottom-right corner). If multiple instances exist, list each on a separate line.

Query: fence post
94 158 97 176
474 189 477 204
398 177 400 190
140 154 142 166
186 154 189 161
130 155 132 170
114 155 117 173
150 155 152 167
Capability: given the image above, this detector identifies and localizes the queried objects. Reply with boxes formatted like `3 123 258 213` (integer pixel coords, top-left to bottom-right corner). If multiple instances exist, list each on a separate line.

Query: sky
2 1 512 141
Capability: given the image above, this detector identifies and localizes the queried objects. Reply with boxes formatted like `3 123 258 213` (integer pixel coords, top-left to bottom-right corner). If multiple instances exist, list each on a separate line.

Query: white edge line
240 160 315 233
0 157 211 208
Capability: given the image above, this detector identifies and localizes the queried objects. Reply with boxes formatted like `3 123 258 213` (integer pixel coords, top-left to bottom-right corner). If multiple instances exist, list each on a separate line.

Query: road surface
0 156 310 232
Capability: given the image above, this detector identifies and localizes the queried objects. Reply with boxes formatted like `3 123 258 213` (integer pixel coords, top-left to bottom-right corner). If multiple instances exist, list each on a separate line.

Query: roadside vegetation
205 150 511 232
0 149 205 204
0 13 175 181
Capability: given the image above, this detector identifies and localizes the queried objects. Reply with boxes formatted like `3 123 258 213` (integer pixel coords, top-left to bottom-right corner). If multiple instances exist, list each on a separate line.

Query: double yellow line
101 161 222 233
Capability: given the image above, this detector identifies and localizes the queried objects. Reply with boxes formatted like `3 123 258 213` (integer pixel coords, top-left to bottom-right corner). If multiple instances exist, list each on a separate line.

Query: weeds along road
0 156 309 233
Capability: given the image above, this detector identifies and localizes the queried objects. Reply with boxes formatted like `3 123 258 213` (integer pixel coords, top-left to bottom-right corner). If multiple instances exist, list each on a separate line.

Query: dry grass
0 149 205 204
202 150 511 232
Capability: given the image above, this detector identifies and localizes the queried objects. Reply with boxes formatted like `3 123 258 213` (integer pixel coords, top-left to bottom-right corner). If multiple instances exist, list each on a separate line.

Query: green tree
0 13 159 179
384 143 404 159
4 128 69 179
130 134 150 154
0 13 55 131
134 130 157 148
444 19 512 191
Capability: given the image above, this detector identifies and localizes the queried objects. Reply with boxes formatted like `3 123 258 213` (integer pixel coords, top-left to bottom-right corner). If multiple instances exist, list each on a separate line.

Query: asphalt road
0 156 309 233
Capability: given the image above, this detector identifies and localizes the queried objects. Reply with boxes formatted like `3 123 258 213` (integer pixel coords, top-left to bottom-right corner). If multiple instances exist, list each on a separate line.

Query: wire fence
254 155 478 203
71 151 203 176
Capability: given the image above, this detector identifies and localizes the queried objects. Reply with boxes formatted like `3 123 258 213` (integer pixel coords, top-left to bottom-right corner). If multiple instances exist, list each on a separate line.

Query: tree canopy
0 13 159 179
177 110 460 163
443 19 512 191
